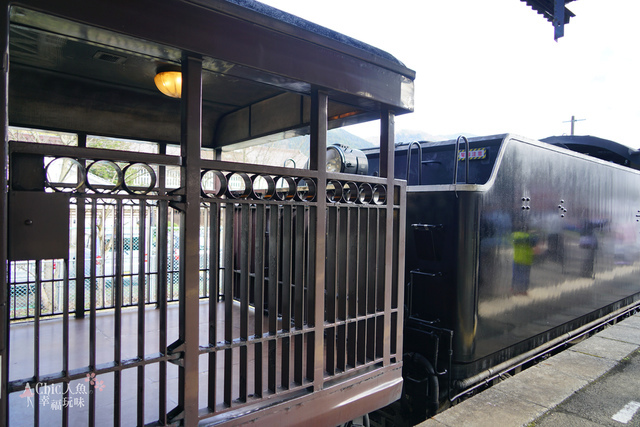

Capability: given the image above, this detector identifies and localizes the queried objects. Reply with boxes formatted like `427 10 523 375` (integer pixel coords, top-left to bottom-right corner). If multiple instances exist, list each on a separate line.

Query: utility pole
563 115 585 136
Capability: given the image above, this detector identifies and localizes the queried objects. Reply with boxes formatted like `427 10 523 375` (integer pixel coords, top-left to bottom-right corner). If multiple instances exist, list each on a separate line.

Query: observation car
0 0 413 425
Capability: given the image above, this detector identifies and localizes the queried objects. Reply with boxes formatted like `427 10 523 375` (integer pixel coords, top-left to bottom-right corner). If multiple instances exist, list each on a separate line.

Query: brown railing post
380 108 395 365
310 87 328 387
178 54 203 425
75 134 86 319
0 6 9 425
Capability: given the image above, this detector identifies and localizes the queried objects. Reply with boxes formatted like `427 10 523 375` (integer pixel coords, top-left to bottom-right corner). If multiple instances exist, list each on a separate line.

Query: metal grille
195 170 403 422
6 141 404 425
8 198 216 321
7 142 183 425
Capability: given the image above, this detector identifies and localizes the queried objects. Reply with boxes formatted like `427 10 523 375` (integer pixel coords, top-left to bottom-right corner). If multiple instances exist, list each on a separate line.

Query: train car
0 1 414 426
364 133 640 420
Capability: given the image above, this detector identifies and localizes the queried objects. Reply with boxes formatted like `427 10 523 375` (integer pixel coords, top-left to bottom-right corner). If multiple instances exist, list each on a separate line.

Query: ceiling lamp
154 69 182 98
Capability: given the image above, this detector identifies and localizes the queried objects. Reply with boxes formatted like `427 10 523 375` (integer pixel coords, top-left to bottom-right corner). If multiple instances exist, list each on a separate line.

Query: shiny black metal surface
379 134 640 382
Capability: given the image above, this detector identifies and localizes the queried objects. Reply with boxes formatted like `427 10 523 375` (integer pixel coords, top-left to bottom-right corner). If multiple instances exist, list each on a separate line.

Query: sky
259 0 640 149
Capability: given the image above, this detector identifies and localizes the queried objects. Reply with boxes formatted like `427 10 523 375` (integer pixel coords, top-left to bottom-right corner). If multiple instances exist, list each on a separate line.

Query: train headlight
326 144 368 175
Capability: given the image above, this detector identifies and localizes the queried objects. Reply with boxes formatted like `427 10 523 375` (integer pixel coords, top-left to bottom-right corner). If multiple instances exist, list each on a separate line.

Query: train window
9 126 78 146
87 136 159 153
220 136 309 167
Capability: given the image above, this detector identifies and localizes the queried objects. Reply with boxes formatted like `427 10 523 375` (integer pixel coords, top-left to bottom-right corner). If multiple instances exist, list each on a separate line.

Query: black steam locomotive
359 133 640 420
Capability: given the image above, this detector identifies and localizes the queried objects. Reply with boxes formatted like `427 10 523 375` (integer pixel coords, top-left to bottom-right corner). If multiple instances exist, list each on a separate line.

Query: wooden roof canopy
7 0 415 149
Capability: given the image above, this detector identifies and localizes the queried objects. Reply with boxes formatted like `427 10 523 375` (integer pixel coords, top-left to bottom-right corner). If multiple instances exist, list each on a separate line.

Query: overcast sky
259 0 640 149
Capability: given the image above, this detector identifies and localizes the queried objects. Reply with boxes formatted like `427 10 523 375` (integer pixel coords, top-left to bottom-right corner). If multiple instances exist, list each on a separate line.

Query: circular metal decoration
358 183 373 204
86 160 123 193
342 182 358 204
201 170 227 198
122 163 157 195
252 175 276 200
296 178 316 202
372 184 387 205
326 180 343 203
226 172 252 199
275 176 297 201
45 157 85 192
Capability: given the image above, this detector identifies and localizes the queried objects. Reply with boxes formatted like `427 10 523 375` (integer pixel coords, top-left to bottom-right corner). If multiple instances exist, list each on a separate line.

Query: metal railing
6 140 405 425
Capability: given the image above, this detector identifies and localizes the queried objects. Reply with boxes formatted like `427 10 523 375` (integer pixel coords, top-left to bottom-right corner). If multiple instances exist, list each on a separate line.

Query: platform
419 312 640 427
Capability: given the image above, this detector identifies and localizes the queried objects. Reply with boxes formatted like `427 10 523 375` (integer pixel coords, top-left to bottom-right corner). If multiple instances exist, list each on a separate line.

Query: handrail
405 141 423 185
453 135 470 184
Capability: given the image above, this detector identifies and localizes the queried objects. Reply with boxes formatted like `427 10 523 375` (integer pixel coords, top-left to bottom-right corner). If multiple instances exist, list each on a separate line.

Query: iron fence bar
176 54 203 426
157 198 168 424
100 203 108 309
253 204 265 397
200 324 325 353
199 207 208 299
200 159 320 180
137 200 147 426
75 135 87 318
357 208 368 366
306 206 317 381
34 260 41 425
367 209 378 362
357 320 366 366
377 210 387 314
0 13 8 424
8 264 12 319
310 88 328 388
377 210 387 359
75 198 86 319
293 205 304 385
8 352 180 393
168 209 178 302
239 203 250 401
347 208 357 320
381 108 396 365
207 202 219 410
89 198 98 425
367 209 377 316
126 206 134 306
62 259 69 427
267 205 279 393
337 207 348 372
347 209 358 368
145 205 153 304
394 186 407 359
223 202 234 405
114 198 123 427
337 208 347 322
199 159 397 188
325 206 337 376
281 205 292 389
9 141 182 166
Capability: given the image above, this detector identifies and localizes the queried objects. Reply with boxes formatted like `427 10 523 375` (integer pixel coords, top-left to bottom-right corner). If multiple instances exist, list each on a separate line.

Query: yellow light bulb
154 71 182 98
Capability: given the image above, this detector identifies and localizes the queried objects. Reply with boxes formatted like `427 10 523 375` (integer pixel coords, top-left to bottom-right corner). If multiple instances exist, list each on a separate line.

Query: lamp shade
154 71 182 98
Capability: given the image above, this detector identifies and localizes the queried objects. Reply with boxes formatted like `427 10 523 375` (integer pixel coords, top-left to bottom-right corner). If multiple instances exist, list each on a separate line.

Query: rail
405 142 423 185
6 139 406 425
453 135 470 184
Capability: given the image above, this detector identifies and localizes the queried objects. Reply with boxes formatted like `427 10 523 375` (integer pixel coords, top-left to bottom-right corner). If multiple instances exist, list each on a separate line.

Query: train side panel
403 135 640 380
